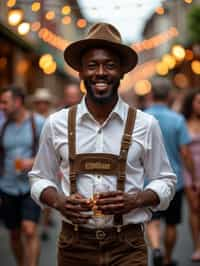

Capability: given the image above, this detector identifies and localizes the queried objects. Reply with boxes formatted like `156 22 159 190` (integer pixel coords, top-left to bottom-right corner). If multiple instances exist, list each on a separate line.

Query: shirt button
97 175 101 179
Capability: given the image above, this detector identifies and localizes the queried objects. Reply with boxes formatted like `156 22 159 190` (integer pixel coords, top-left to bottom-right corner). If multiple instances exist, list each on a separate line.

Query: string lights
38 27 69 51
131 27 179 53
5 0 193 80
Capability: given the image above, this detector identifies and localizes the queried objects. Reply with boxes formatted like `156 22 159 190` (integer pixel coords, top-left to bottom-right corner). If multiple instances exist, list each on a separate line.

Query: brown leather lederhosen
68 105 136 232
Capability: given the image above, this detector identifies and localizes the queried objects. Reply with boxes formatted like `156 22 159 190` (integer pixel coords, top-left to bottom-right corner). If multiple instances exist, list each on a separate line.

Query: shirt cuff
30 179 58 209
145 180 175 212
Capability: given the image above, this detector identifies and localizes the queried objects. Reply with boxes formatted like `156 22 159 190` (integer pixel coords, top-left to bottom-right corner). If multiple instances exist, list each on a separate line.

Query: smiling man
29 23 176 266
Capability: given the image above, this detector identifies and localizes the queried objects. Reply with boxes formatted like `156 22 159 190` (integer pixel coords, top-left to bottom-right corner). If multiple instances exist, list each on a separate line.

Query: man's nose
96 65 105 75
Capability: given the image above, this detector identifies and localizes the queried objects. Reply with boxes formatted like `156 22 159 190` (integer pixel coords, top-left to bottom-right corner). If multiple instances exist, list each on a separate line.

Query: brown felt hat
64 23 138 73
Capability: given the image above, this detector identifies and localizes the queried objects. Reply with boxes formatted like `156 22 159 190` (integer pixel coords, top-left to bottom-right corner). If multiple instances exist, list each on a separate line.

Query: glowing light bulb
18 22 30 35
8 9 23 26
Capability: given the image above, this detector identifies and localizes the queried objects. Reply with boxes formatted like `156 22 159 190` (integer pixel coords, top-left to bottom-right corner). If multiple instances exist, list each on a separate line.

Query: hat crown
33 88 52 101
86 23 122 44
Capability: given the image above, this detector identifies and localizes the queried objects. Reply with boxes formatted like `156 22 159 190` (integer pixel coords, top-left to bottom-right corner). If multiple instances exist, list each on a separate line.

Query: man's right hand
54 193 93 224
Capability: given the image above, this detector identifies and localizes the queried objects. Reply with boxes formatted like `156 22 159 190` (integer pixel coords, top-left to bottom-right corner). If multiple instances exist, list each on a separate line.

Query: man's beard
84 79 120 105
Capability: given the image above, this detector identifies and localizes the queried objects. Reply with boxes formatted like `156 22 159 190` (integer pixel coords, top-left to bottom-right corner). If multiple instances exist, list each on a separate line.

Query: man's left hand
95 190 142 215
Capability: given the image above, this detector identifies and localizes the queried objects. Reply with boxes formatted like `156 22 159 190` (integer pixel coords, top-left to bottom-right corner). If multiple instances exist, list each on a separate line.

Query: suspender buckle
74 224 79 231
116 225 122 233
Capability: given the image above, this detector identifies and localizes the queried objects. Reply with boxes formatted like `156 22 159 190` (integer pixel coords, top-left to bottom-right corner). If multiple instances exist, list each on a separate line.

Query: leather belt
62 222 143 241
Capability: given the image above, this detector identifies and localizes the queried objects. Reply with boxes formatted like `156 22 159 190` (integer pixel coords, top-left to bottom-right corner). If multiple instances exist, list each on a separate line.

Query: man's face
64 85 82 107
34 101 51 115
79 48 123 105
0 91 18 118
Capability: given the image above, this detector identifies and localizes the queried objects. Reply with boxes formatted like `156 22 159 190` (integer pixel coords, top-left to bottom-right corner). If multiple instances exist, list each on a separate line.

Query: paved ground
0 197 198 266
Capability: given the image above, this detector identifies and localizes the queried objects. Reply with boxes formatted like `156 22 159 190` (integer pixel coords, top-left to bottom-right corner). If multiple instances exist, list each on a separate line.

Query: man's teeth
95 83 107 86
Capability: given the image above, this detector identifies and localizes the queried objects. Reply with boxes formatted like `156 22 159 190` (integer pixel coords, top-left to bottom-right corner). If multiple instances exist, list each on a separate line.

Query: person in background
0 85 45 266
0 105 5 221
29 22 176 266
62 79 83 108
181 88 200 262
31 88 56 118
0 110 5 129
145 78 197 266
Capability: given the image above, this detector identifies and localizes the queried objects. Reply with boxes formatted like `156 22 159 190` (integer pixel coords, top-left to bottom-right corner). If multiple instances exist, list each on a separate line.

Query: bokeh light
45 11 55 20
18 22 30 35
77 19 87 28
62 16 72 25
31 2 41 12
8 8 24 26
61 5 71 15
171 45 185 61
7 0 16 8
156 62 169 76
134 80 152 95
191 60 200 75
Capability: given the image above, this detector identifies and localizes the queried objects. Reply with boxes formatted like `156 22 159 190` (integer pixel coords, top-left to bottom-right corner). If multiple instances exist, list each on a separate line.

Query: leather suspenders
68 105 136 229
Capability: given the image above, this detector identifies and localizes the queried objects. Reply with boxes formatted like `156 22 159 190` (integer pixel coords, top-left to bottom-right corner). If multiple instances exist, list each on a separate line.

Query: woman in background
182 89 200 262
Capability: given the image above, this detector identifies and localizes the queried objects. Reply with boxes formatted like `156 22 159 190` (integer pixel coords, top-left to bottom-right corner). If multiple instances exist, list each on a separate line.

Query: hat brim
64 39 138 73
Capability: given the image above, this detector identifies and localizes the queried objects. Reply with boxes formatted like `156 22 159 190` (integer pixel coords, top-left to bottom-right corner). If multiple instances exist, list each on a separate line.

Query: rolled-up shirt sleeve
29 115 60 208
144 117 177 211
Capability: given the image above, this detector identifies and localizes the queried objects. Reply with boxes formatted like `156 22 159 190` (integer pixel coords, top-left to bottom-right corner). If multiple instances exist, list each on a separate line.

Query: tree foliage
187 5 200 43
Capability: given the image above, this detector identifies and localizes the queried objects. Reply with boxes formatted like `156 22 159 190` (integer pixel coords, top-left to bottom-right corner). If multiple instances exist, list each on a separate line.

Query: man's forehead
1 91 12 98
81 47 121 61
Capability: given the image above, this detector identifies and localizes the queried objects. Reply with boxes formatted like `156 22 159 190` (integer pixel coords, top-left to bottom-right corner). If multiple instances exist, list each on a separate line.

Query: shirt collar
77 96 127 122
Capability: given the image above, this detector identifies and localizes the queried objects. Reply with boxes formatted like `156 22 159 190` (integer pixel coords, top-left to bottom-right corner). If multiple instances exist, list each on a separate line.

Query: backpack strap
68 105 78 194
114 107 137 229
0 119 11 175
30 113 38 157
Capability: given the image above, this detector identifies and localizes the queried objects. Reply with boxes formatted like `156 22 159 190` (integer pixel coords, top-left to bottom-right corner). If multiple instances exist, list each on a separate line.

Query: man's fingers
97 191 123 198
63 209 91 221
65 203 92 213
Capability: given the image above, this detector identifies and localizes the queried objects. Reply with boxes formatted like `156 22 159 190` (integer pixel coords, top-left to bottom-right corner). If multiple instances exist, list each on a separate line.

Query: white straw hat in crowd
31 88 56 103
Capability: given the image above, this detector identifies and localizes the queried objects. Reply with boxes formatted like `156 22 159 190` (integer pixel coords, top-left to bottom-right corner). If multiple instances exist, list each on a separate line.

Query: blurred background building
0 0 199 105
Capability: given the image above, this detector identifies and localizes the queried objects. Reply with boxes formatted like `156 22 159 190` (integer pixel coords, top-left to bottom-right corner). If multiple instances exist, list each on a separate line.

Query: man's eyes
86 62 118 69
87 63 96 68
106 63 115 69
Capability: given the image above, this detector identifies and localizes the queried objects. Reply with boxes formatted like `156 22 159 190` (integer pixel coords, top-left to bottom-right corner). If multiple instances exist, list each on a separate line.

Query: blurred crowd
0 78 199 266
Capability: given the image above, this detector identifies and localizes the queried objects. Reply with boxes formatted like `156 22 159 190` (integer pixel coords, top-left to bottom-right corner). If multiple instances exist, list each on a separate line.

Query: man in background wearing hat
32 88 56 118
29 23 176 266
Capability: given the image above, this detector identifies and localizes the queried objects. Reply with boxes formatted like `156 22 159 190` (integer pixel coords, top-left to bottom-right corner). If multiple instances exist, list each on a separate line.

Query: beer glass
92 182 112 228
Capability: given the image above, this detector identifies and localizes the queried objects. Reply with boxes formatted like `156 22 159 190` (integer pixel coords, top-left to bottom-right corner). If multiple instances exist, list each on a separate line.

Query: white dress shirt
29 97 176 226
